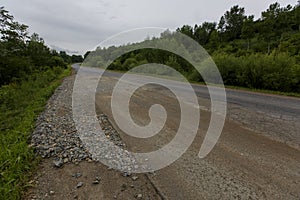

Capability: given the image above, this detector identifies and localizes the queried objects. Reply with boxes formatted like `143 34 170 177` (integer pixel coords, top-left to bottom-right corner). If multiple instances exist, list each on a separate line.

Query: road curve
73 64 300 199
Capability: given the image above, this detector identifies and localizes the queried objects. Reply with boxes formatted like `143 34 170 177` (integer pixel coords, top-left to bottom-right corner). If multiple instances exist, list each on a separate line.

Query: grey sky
2 0 297 54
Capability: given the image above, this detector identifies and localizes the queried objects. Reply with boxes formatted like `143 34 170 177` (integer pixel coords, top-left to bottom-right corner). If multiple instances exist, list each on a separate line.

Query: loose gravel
31 75 92 166
31 74 134 170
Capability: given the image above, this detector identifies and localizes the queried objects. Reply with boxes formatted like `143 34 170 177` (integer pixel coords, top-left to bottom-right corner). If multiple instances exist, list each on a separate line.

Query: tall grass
0 66 71 199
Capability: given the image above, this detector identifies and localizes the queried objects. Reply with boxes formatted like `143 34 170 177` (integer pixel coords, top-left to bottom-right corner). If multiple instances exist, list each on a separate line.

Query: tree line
0 7 83 86
85 2 300 93
177 2 300 55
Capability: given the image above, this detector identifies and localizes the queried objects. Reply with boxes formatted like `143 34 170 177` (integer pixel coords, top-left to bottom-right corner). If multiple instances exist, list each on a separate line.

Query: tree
217 16 226 42
71 55 83 63
176 25 193 38
26 34 51 67
59 51 72 63
0 7 30 84
0 7 28 43
241 15 255 50
207 30 219 50
84 51 91 59
193 22 216 45
0 7 68 85
30 32 44 43
260 3 282 53
219 5 246 41
291 3 300 31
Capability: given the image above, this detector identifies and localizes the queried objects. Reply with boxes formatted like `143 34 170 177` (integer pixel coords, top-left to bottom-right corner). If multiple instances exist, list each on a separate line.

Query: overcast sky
2 0 297 54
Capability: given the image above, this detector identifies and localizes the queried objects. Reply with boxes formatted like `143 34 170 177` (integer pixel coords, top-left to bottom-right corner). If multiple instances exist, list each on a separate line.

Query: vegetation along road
1 2 299 199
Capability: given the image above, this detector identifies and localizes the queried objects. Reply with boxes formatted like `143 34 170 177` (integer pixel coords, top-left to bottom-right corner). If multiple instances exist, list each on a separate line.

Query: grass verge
0 66 71 199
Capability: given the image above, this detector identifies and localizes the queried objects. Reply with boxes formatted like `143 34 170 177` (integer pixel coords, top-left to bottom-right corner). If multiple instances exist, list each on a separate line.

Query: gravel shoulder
26 72 162 200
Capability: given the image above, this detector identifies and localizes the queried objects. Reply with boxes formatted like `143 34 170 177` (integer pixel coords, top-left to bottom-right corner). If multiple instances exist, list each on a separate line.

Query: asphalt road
94 74 299 199
73 64 300 199
73 63 300 120
73 63 300 147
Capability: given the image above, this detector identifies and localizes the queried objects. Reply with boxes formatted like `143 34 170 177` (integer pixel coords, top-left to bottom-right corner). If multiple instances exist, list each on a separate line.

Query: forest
85 2 300 93
0 6 83 86
0 6 82 198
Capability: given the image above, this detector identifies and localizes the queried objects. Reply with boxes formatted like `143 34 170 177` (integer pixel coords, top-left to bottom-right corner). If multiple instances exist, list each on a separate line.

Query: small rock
49 190 55 195
121 183 127 191
53 158 63 168
136 193 143 199
76 182 84 188
148 171 156 175
72 172 82 178
131 176 138 181
122 172 131 177
130 184 134 188
92 176 100 184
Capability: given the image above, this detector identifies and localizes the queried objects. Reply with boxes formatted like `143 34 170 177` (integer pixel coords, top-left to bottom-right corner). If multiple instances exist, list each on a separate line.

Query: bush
212 52 299 92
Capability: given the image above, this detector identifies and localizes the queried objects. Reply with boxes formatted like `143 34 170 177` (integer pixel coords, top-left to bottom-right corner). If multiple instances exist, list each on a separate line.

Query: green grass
0 66 71 200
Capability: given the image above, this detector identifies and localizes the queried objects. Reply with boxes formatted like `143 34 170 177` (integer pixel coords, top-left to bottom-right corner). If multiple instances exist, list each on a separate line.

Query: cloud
2 0 297 55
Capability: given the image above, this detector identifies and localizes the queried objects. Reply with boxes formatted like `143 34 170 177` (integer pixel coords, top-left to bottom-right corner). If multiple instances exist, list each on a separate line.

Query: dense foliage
0 7 83 86
85 2 300 93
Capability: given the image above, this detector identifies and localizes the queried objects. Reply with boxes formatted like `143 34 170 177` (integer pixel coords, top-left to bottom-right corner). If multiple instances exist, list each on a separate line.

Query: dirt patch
26 159 161 200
